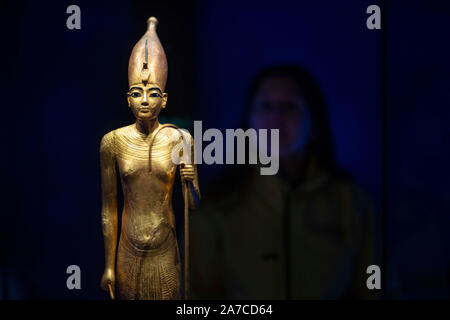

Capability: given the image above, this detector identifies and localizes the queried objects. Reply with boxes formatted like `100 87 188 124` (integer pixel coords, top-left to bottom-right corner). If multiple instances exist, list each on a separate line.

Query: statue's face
127 84 168 120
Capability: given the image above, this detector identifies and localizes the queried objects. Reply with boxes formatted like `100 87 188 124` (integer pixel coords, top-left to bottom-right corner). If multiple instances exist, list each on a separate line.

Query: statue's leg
138 233 181 300
116 237 138 300
116 232 181 300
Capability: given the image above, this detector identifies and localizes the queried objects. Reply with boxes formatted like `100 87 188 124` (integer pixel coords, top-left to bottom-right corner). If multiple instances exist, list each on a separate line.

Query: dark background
0 0 448 299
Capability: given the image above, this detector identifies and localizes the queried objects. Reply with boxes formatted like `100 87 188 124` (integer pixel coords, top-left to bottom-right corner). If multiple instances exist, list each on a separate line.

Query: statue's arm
99 133 118 295
184 165 200 209
180 135 201 209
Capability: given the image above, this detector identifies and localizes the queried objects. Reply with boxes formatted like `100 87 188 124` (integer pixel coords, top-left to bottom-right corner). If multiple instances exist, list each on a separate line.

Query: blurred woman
191 65 377 299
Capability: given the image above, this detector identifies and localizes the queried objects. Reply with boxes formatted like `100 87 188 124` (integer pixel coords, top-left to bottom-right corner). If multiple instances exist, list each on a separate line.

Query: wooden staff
107 283 115 300
148 123 190 299
181 164 190 300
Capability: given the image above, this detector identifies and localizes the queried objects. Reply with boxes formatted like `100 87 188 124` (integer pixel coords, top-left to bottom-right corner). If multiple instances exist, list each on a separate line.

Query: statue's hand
101 268 115 299
180 164 195 182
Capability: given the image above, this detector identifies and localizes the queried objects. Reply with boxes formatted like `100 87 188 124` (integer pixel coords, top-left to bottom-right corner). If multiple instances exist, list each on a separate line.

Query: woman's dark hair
242 64 336 172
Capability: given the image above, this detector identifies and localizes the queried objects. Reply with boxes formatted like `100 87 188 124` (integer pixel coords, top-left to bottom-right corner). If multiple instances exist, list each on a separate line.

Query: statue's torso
110 124 183 250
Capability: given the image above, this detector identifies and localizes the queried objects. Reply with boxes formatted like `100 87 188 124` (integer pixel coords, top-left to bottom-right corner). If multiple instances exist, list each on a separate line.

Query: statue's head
127 17 168 121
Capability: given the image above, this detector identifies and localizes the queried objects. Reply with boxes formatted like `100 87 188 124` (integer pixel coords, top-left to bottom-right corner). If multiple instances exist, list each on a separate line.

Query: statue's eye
150 92 161 98
130 92 141 98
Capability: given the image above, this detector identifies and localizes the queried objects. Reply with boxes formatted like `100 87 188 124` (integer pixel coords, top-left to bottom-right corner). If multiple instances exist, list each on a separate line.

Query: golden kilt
116 230 181 300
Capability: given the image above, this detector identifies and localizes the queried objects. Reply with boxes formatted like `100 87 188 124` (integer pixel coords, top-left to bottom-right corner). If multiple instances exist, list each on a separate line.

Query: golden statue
99 17 200 300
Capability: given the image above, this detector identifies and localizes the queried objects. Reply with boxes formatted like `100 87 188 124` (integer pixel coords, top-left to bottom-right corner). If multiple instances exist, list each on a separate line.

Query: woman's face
250 76 311 156
127 84 168 120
